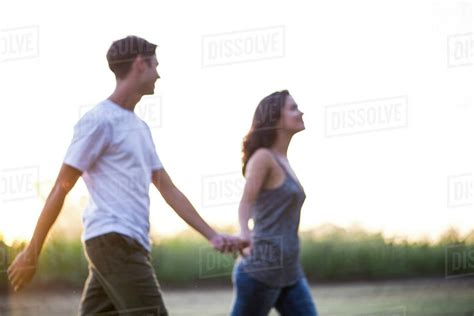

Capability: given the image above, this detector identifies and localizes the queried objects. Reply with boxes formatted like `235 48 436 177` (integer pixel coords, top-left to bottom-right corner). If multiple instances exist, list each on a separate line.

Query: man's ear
132 55 146 73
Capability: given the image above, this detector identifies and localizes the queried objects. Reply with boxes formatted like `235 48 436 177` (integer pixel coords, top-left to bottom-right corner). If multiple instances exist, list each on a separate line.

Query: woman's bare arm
238 149 272 242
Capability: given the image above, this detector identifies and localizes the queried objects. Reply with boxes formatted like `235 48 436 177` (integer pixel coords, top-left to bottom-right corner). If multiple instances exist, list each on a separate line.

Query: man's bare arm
7 164 81 291
152 168 246 252
152 168 216 240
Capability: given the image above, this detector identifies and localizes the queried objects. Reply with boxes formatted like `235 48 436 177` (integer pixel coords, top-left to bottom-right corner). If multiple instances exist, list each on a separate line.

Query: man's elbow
51 180 74 198
160 185 179 204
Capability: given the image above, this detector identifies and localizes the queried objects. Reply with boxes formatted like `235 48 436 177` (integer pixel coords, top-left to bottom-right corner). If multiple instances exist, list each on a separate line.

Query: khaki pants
79 233 168 316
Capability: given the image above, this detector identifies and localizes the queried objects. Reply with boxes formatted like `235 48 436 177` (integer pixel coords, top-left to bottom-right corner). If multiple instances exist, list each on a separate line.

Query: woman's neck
271 131 293 158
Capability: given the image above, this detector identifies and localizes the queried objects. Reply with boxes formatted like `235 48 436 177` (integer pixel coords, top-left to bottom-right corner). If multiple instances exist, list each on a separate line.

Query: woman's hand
238 230 253 257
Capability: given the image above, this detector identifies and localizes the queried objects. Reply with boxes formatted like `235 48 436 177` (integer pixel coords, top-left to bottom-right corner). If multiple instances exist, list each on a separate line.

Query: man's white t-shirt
63 99 163 252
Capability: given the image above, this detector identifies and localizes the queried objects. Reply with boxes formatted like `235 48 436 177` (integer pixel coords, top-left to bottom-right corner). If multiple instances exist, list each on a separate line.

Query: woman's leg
230 262 281 316
274 277 318 316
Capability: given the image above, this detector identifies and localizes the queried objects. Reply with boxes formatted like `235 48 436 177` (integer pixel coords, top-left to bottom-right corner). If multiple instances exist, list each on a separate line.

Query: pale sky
0 0 473 245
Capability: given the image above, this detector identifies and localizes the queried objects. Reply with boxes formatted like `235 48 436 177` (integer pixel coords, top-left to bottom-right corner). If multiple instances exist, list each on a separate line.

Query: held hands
7 247 38 292
209 232 250 255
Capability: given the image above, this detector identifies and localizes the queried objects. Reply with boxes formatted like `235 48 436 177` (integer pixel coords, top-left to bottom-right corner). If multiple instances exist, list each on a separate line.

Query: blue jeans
231 263 318 316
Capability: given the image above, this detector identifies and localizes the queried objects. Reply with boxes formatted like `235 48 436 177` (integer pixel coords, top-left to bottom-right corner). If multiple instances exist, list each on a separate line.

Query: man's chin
295 126 305 133
143 88 155 95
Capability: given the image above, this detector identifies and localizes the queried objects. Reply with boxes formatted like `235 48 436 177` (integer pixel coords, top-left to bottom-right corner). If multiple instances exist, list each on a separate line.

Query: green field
1 226 474 287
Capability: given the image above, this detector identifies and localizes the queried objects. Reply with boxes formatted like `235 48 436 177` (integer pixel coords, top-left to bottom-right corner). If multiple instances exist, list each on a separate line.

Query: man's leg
82 233 168 316
79 267 116 315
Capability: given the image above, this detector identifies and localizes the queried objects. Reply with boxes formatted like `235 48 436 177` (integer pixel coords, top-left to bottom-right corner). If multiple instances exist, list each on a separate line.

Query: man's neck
108 82 142 112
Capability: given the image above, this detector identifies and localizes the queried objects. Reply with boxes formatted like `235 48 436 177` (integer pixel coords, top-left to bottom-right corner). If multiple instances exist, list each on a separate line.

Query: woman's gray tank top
240 151 307 287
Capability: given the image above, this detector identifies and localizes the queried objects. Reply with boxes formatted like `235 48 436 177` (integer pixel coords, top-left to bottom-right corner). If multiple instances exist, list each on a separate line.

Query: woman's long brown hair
242 90 290 175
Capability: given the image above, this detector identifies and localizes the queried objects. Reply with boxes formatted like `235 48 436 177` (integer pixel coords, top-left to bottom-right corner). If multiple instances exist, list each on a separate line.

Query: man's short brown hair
106 36 157 79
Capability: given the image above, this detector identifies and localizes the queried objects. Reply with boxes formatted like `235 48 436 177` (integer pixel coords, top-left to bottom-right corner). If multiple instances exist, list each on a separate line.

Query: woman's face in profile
279 95 305 134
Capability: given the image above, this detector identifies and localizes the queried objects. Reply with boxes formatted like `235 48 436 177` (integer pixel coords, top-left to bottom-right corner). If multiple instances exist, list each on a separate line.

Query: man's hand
7 248 38 292
209 233 249 254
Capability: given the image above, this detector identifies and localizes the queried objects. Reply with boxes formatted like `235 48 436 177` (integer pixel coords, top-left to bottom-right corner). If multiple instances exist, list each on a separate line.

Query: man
7 36 245 315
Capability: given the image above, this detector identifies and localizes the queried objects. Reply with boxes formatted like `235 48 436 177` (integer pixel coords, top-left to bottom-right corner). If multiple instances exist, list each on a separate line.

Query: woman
231 90 318 316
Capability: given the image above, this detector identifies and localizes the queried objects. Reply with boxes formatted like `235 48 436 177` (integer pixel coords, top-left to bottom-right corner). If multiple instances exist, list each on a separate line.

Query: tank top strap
269 150 290 176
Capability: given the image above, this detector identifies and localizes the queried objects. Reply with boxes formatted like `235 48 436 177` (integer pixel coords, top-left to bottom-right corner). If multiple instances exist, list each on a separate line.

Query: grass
0 226 473 288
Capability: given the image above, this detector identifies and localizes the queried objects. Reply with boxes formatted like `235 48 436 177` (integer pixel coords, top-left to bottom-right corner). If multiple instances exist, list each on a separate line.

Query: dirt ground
0 278 473 315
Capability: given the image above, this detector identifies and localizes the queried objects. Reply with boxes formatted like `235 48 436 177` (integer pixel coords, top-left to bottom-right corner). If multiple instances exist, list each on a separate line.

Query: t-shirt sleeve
63 114 112 172
145 123 163 171
151 147 163 171
150 136 163 171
